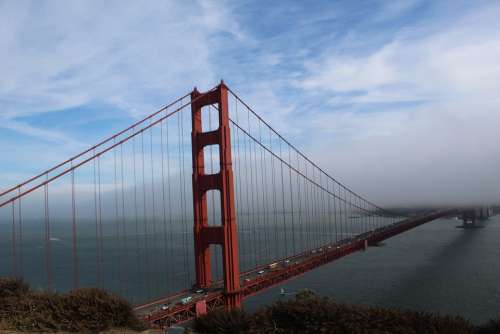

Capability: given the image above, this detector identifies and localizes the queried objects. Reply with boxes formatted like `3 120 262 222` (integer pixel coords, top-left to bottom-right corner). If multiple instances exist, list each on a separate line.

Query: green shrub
194 308 249 334
195 293 475 334
0 277 30 299
61 288 143 332
475 317 500 334
6 292 65 332
0 278 143 333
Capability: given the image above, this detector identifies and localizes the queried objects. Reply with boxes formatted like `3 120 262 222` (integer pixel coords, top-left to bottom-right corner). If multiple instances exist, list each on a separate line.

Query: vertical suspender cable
326 176 333 245
149 122 159 296
333 181 338 243
258 119 270 263
166 117 175 293
97 155 104 288
243 111 258 267
303 160 311 250
320 172 327 245
17 186 23 276
350 191 354 236
311 167 318 247
11 201 17 277
247 108 259 265
362 201 373 231
288 144 296 255
251 114 263 264
359 198 364 232
93 154 100 287
316 170 322 245
132 130 142 301
295 151 304 253
120 143 128 297
354 195 358 234
179 108 191 284
343 186 348 240
269 129 278 263
160 117 169 293
337 183 343 241
140 131 152 298
71 162 79 289
279 139 287 258
233 100 247 270
177 111 187 283
113 139 121 293
44 173 52 290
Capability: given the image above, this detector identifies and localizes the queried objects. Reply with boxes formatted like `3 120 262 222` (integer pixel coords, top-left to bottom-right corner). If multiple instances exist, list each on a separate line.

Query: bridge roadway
135 209 457 329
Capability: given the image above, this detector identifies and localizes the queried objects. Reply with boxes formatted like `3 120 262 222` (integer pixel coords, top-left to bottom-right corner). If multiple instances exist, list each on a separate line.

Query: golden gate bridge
0 82 490 329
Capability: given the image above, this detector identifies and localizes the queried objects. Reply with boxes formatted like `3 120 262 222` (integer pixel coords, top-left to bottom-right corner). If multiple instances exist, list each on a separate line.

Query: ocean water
0 213 390 305
244 215 500 324
1 214 499 324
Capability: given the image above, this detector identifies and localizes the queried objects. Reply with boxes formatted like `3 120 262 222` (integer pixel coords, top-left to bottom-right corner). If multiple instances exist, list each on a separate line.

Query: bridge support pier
460 209 478 228
191 81 241 309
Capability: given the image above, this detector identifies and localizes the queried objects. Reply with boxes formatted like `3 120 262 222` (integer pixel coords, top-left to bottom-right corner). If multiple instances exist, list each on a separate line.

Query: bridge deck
135 209 455 329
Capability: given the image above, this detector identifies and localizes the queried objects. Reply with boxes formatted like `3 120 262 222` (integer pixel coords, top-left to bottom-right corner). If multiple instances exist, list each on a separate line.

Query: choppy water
244 215 500 324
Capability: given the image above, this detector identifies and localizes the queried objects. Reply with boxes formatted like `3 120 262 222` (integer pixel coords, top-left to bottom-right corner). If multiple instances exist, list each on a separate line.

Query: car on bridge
179 296 192 305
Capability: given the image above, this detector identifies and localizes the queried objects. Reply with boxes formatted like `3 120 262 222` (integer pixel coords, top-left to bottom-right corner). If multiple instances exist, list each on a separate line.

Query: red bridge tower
191 82 241 308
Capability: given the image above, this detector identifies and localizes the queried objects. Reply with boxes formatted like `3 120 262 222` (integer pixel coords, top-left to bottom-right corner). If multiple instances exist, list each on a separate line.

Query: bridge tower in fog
460 207 492 227
461 209 477 227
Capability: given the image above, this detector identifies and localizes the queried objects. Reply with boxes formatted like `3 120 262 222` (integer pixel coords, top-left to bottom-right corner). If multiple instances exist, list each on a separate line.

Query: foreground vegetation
2 278 500 333
0 278 144 333
194 289 500 334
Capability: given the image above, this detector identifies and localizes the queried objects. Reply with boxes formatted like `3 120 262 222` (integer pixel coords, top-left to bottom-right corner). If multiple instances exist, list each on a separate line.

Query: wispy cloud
0 0 241 175
1 0 499 206
0 0 244 120
294 2 500 205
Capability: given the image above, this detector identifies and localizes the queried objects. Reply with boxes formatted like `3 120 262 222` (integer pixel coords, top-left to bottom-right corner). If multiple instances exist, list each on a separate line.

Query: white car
258 270 265 275
180 296 192 305
160 304 170 311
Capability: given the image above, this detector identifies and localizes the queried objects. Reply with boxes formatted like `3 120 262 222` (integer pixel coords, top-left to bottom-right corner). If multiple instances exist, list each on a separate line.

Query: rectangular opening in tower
206 189 221 226
201 105 219 133
203 145 220 175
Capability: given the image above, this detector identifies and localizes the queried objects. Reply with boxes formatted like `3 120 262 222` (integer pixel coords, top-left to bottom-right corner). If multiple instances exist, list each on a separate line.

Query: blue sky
1 0 500 205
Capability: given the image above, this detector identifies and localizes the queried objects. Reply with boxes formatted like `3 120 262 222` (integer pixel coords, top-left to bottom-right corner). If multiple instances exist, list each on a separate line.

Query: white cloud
0 0 242 181
296 3 500 206
302 44 398 93
373 0 421 22
2 0 500 208
0 0 240 122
